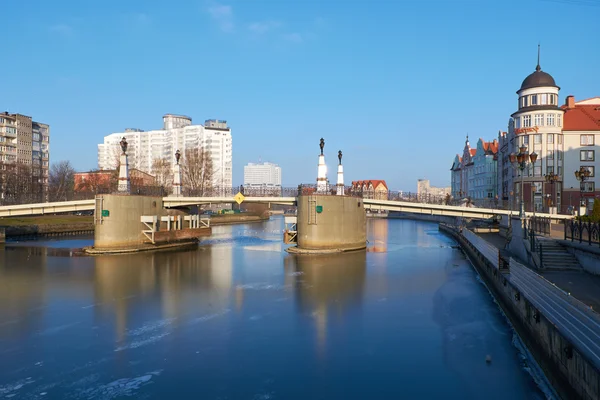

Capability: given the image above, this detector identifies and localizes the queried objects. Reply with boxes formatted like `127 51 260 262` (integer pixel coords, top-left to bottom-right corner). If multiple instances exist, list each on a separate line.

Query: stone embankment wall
3 223 94 238
441 225 599 400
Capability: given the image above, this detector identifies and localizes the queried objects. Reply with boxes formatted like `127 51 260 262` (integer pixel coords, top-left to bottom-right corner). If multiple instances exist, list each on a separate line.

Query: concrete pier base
0 227 5 244
289 195 366 253
93 194 164 249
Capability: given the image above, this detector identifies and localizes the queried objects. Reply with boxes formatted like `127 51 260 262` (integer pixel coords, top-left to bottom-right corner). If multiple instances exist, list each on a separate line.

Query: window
523 115 531 127
558 166 563 175
547 166 554 175
581 135 595 145
534 165 541 177
515 117 521 129
540 94 548 105
534 134 542 144
546 114 555 126
581 150 595 161
582 182 595 192
535 114 544 126
557 114 562 127
547 134 554 144
558 150 563 160
521 97 528 108
531 95 538 105
547 149 554 159
558 135 563 144
550 94 556 105
581 166 595 177
522 135 529 146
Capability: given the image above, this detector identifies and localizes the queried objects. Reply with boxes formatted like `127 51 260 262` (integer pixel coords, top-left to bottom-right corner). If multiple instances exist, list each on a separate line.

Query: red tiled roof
482 139 498 155
351 180 388 190
562 104 600 131
469 149 477 157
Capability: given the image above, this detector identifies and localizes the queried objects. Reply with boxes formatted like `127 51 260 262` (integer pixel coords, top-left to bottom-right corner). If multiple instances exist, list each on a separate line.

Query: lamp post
544 172 559 214
574 166 592 216
509 145 538 219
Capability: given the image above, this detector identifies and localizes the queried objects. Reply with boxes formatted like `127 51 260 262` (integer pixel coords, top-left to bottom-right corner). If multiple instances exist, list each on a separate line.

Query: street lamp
574 166 592 216
509 145 538 219
544 172 559 214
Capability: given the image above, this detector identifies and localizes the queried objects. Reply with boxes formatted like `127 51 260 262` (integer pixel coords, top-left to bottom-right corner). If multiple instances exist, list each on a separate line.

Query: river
0 217 551 399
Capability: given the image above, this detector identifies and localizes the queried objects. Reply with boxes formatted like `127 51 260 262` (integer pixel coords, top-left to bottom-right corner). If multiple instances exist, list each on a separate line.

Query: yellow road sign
234 192 245 205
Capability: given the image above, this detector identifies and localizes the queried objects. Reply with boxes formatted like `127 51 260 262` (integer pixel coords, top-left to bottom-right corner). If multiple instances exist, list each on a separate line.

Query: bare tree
151 157 172 189
48 161 76 202
181 147 214 196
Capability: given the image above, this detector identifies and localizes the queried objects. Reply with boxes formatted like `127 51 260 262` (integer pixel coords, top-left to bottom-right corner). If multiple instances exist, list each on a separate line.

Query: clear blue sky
2 0 599 191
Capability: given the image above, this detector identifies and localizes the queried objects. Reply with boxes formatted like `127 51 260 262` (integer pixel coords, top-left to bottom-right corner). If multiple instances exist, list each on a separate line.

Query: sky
2 0 600 191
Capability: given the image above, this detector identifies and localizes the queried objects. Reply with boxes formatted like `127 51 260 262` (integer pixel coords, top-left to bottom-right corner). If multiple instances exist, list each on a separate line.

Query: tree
76 169 112 195
48 161 75 202
151 157 172 189
181 147 214 196
591 198 600 223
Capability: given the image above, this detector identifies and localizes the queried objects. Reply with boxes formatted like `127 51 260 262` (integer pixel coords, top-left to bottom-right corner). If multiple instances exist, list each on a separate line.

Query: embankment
209 213 269 225
440 224 597 400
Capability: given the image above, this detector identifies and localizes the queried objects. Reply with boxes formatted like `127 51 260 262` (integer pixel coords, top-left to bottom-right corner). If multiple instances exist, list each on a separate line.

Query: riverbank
209 213 269 226
0 215 94 239
0 213 270 241
440 224 592 400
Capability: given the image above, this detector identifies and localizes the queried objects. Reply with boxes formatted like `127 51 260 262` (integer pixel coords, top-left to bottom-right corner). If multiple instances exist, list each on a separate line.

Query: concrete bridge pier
289 194 366 253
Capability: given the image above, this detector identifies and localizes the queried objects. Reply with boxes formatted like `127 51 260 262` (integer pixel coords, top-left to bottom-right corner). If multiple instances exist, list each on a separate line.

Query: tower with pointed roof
506 46 565 213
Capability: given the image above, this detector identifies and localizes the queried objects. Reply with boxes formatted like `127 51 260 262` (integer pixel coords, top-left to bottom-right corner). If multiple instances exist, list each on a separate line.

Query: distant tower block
316 138 329 193
172 149 182 197
336 150 344 195
117 137 131 193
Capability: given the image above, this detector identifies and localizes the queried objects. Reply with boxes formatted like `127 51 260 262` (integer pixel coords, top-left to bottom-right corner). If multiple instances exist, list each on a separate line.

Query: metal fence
564 219 600 247
462 228 500 269
528 216 551 236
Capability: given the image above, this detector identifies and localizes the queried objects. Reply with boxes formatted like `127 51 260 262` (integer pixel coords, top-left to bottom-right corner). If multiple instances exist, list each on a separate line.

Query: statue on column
120 137 128 154
319 138 325 155
175 149 181 164
338 150 342 165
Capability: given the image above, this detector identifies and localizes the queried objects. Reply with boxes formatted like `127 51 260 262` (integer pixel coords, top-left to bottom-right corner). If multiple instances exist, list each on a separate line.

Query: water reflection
367 218 388 252
285 251 366 356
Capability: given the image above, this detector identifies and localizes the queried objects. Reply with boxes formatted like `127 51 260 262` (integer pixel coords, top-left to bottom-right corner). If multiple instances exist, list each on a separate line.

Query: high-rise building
243 162 282 187
97 114 232 193
0 111 50 198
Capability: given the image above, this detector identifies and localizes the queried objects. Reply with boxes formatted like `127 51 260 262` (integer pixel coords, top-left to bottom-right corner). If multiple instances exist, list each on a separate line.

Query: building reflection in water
284 251 367 357
93 243 233 343
367 218 389 253
0 247 48 340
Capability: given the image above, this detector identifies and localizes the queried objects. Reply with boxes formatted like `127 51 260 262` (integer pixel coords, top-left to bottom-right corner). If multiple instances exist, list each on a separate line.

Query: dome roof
519 64 558 91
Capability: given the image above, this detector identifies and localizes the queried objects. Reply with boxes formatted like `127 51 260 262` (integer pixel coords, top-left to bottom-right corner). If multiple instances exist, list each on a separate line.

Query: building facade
562 96 600 213
499 60 565 213
98 114 232 194
450 137 497 205
243 162 282 194
351 180 389 200
0 111 50 199
417 179 451 200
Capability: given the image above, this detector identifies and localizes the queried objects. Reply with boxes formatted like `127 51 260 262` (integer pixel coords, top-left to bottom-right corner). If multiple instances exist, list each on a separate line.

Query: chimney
565 95 575 109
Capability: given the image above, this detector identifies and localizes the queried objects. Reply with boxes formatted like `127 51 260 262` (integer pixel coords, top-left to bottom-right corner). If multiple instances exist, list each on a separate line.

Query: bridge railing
564 219 600 247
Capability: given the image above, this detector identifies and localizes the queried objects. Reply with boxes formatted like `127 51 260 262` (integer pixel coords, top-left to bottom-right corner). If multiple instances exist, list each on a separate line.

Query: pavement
477 231 600 311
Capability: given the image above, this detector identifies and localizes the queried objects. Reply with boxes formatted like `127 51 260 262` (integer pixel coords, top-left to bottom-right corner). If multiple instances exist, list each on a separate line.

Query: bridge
0 195 575 221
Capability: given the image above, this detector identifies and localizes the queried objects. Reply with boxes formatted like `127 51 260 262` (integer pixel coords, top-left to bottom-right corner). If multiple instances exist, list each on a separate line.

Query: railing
462 228 500 269
524 218 544 268
564 219 600 247
529 216 551 236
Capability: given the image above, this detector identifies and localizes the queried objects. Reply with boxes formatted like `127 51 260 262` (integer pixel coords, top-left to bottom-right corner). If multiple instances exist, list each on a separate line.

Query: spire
536 43 541 71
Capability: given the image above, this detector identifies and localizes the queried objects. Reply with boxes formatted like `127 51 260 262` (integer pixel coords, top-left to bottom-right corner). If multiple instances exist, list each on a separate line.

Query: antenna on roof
536 43 541 71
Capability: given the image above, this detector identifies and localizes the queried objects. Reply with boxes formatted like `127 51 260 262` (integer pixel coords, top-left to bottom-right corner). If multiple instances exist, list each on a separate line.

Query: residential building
243 161 282 195
561 96 600 213
351 180 388 200
74 169 156 193
499 59 565 213
417 179 451 200
450 136 497 205
0 111 50 199
98 114 232 194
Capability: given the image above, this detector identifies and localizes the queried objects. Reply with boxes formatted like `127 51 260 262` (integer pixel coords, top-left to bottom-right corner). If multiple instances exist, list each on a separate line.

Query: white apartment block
244 162 282 187
98 114 232 191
